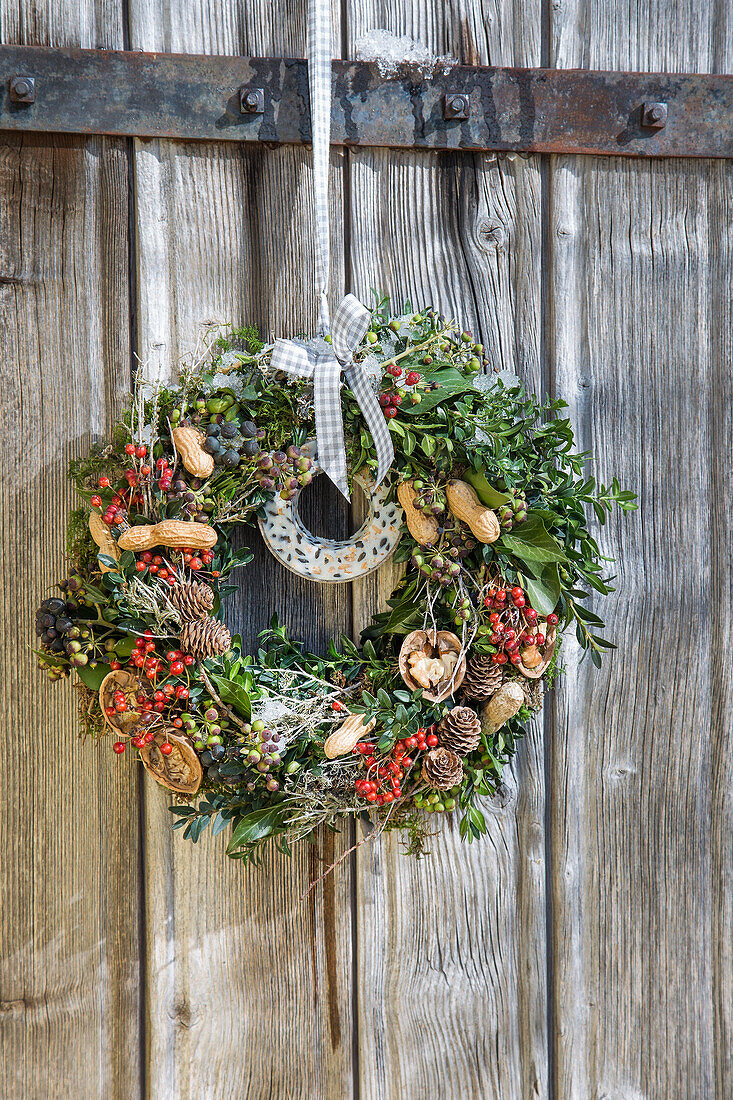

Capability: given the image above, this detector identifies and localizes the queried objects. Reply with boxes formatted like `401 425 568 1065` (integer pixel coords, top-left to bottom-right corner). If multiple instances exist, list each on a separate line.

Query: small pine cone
179 615 231 662
421 747 464 791
438 705 481 755
461 654 504 701
168 580 215 621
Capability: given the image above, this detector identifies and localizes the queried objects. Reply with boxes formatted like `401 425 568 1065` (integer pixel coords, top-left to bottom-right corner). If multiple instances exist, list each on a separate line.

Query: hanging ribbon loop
307 0 333 333
271 294 394 500
274 0 394 498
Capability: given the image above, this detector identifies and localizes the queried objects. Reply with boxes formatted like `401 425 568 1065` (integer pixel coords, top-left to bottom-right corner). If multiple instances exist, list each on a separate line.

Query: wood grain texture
548 4 733 1097
347 5 548 1098
128 2 355 1097
0 8 140 1100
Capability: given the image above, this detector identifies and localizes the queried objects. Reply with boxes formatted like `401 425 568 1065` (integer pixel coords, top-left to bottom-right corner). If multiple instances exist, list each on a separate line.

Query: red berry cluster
378 391 402 419
156 457 173 492
133 546 215 583
115 731 173 755
484 584 559 665
106 688 131 717
379 364 423 419
352 728 439 805
108 632 195 682
125 442 148 459
94 465 146 522
99 495 127 527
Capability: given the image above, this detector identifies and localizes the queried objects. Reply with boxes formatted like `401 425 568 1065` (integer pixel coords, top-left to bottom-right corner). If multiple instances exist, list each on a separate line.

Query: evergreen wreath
35 297 635 870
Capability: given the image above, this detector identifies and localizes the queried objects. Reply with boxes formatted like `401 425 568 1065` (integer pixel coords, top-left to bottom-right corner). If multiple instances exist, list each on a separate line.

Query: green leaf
228 547 254 569
211 813 231 838
463 468 511 508
227 806 286 851
76 663 107 690
114 637 137 657
520 563 561 617
119 550 136 572
210 674 252 720
500 514 568 565
400 369 474 414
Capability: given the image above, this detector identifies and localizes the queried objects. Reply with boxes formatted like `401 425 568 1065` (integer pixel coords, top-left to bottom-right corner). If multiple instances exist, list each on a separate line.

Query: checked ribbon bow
270 293 394 500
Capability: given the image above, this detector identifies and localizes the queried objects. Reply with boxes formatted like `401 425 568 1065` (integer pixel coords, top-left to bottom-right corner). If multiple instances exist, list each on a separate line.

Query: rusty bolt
641 102 667 129
443 92 469 121
9 75 35 104
239 87 265 115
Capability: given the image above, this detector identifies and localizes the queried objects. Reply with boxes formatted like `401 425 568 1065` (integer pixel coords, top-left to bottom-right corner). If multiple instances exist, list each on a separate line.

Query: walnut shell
139 731 203 794
398 629 466 703
516 626 557 679
99 670 141 734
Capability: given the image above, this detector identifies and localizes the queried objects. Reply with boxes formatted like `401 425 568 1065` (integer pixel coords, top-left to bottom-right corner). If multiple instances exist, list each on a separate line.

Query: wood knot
477 219 508 253
171 998 193 1029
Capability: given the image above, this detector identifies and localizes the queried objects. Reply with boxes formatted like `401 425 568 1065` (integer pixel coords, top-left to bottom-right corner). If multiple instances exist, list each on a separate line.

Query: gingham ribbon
308 0 332 334
270 0 393 500
271 294 394 499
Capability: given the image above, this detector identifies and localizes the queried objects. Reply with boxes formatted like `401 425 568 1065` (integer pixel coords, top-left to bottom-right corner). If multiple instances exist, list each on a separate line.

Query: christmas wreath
35 297 635 869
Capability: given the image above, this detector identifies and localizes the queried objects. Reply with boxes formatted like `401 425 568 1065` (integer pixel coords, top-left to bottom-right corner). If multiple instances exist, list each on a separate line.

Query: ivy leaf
500 514 568 565
463 468 512 508
519 562 561 617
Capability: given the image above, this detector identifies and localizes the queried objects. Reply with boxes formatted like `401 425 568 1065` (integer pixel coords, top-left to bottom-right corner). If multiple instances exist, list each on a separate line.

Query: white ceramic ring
257 444 402 583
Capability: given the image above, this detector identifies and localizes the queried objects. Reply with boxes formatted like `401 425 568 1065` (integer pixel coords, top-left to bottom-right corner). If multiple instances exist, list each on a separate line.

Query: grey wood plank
548 5 733 1096
0 7 140 1100
709 162 733 1100
346 5 548 1098
128 2 355 1097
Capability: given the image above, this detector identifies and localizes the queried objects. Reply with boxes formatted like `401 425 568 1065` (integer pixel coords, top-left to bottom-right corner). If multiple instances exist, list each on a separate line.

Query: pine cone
438 705 481 755
421 747 464 790
461 654 504 701
179 616 231 662
168 581 215 621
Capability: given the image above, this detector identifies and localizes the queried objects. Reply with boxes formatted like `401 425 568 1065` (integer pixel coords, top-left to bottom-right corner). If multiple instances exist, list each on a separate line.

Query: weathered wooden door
2 0 731 1097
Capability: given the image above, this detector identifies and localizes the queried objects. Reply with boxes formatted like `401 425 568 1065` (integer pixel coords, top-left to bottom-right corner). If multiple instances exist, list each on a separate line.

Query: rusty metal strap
1 45 732 158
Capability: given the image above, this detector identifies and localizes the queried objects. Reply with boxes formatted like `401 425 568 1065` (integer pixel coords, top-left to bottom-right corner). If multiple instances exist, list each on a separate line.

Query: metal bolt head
239 87 265 115
443 92 469 121
9 75 35 104
641 102 667 129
